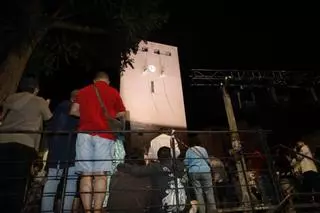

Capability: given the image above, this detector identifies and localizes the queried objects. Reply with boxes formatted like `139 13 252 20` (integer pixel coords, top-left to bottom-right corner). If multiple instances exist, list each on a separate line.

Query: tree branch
51 21 109 35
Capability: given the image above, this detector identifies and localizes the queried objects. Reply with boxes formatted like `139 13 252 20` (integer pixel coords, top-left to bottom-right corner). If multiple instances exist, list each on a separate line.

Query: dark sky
147 1 320 141
149 1 320 71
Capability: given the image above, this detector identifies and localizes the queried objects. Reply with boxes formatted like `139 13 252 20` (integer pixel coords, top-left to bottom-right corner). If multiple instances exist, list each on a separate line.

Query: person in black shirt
117 147 186 213
107 148 152 213
41 90 79 213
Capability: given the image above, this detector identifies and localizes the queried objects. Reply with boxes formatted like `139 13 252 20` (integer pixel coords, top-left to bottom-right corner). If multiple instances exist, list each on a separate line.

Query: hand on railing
278 144 320 165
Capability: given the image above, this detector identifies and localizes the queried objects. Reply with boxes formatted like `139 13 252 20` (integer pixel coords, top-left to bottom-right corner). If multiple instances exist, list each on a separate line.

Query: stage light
144 65 156 73
165 51 171 56
154 49 160 54
141 47 148 52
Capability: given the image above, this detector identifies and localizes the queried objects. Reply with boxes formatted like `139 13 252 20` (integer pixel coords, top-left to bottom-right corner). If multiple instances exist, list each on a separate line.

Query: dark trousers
302 171 320 202
257 174 275 204
215 182 227 208
302 171 319 192
0 143 36 213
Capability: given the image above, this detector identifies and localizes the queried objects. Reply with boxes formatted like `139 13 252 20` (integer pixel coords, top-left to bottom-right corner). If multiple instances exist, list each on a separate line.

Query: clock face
147 65 156 72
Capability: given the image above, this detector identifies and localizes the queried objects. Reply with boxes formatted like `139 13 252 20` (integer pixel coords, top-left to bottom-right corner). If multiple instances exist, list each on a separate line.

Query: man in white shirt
292 141 319 200
146 129 180 163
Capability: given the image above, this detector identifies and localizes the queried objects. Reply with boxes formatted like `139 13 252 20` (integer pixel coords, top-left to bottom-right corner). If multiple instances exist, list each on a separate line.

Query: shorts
75 133 114 174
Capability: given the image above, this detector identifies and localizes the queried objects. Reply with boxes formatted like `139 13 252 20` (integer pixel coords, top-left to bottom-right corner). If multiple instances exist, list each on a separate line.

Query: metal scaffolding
189 69 320 210
189 69 320 88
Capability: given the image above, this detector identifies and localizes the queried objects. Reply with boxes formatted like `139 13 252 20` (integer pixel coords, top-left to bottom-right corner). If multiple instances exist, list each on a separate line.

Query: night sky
39 1 320 145
151 1 319 71
146 1 320 143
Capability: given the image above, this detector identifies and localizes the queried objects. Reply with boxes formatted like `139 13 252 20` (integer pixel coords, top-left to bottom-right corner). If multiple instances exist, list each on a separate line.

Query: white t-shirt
293 145 318 173
147 134 180 160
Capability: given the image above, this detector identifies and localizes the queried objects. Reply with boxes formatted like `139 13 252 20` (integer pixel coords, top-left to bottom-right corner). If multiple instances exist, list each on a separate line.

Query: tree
0 0 169 103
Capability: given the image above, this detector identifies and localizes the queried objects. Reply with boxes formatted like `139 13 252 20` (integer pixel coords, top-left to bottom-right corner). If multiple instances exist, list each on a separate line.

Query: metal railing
273 192 320 213
0 129 319 213
276 144 320 166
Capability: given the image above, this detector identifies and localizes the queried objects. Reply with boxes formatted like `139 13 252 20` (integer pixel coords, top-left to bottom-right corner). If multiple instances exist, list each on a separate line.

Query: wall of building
120 41 187 131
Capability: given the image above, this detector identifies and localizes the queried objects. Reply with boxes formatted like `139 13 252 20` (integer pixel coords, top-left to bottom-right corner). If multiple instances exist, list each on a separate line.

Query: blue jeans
41 166 77 213
189 173 217 213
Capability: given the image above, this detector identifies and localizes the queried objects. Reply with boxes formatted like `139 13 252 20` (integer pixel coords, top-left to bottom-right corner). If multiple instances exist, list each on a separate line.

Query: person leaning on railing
117 146 186 213
70 71 126 213
41 90 79 213
0 77 52 213
106 148 152 213
184 135 217 213
291 141 319 201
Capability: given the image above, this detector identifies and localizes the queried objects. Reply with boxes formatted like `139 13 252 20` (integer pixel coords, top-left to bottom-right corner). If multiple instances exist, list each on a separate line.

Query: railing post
170 132 180 212
238 148 256 212
60 131 72 213
221 85 252 210
258 130 281 204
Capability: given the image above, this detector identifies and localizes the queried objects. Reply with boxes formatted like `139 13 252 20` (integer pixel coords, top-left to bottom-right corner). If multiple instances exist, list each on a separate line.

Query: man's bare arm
70 103 80 117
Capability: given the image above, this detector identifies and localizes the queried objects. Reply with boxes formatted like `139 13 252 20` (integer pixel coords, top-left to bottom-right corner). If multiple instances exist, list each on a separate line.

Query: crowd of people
0 71 320 213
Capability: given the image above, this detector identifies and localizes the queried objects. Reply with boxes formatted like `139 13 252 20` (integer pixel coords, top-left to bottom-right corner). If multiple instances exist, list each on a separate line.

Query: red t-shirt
76 81 126 140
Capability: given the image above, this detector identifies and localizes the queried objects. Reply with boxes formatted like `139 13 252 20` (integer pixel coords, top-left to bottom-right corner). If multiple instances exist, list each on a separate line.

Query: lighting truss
189 69 320 89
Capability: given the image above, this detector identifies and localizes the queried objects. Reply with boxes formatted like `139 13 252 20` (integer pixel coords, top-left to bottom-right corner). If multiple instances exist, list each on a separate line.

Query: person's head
157 146 171 162
188 134 201 147
70 90 78 103
19 77 39 95
94 71 110 84
125 148 145 166
296 141 305 150
158 127 171 135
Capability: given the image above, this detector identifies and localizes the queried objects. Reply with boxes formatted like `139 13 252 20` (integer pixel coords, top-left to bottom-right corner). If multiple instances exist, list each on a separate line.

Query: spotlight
144 65 156 73
141 47 148 52
165 51 171 56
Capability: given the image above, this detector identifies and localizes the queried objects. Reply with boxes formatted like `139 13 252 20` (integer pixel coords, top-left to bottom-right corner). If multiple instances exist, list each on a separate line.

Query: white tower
120 41 187 130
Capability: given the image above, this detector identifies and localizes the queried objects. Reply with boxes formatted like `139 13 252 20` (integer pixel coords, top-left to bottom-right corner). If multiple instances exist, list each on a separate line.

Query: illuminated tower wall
120 41 187 134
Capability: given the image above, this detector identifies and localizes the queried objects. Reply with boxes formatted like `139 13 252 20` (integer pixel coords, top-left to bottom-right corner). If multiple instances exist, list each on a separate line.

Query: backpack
162 167 187 212
103 137 126 208
111 137 126 172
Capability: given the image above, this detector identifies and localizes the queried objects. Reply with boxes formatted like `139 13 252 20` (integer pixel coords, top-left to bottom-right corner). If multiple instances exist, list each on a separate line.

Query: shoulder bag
93 84 123 133
190 146 213 173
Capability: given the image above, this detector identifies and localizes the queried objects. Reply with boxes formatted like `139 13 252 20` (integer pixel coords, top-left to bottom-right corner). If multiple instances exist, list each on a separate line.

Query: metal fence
0 129 319 213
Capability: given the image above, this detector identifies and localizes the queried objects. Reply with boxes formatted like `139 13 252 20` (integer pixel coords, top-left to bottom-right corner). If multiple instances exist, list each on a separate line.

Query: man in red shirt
70 72 125 213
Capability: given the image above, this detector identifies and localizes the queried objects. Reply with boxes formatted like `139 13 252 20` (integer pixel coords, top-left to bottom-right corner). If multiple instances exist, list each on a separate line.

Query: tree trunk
0 20 116 105
0 32 45 105
0 45 33 104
